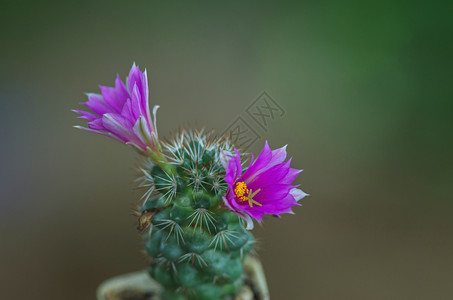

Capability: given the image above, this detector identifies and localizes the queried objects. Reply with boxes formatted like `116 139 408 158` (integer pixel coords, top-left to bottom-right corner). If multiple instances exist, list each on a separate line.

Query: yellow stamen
234 181 262 207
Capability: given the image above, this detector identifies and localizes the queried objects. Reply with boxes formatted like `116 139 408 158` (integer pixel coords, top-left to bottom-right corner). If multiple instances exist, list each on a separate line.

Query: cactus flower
74 63 159 153
74 63 309 299
222 141 306 229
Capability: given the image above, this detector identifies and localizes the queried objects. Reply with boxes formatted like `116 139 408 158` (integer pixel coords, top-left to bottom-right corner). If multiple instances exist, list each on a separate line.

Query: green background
1 1 452 299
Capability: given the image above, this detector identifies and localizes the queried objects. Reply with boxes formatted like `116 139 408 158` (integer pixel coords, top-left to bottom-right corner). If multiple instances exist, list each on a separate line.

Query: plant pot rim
97 255 269 300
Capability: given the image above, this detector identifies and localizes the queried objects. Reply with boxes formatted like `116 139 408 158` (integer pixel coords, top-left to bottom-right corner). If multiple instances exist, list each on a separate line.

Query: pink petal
248 160 292 189
241 141 273 182
224 149 242 185
83 93 114 116
99 75 129 114
73 126 123 143
120 98 135 123
88 118 107 131
281 168 302 184
130 83 145 121
127 63 147 108
102 113 135 143
222 196 254 230
270 144 288 165
246 210 265 222
254 184 292 205
73 109 99 121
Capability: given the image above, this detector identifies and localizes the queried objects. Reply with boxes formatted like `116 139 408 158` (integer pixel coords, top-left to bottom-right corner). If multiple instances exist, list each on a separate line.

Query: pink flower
74 63 159 153
221 141 307 229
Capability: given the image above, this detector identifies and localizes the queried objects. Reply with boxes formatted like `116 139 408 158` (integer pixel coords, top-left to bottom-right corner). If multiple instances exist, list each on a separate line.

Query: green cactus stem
137 130 255 300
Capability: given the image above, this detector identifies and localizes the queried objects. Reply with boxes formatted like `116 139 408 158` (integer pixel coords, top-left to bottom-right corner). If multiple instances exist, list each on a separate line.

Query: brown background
1 1 452 299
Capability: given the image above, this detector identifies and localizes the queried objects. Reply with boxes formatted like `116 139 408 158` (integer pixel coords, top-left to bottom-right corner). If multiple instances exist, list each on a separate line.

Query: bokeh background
1 1 452 299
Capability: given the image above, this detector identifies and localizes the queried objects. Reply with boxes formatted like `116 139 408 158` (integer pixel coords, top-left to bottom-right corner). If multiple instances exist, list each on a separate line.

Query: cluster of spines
135 129 255 300
138 129 232 204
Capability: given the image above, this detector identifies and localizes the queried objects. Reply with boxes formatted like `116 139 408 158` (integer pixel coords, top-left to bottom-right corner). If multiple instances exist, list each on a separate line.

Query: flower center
234 181 262 207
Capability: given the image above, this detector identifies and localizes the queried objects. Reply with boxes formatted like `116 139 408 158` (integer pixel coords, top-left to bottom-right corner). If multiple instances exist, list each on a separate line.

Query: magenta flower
221 141 307 229
74 63 159 153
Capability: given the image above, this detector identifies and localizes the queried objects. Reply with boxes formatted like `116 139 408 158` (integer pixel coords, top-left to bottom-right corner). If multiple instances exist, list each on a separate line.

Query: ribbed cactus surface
138 131 255 300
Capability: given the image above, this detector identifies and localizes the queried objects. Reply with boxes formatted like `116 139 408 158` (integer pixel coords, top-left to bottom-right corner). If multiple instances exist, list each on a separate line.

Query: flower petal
83 93 114 116
99 75 129 113
221 142 305 228
241 141 273 183
88 118 107 131
130 83 145 120
222 196 254 230
151 105 159 136
102 113 135 143
132 115 153 146
73 109 99 121
224 149 242 185
73 125 123 142
248 160 292 189
254 184 292 204
270 144 288 165
220 150 233 170
127 63 148 110
290 188 307 202
74 64 160 152
282 168 303 184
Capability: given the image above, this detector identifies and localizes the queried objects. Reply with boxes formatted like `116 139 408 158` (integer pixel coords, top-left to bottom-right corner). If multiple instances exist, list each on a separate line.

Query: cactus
137 130 255 300
74 63 307 300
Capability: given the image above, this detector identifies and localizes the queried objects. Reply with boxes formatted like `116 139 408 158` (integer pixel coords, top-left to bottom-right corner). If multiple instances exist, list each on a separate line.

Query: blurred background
1 1 452 299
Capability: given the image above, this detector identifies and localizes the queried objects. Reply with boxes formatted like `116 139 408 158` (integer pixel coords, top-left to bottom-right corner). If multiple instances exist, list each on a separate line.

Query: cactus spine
138 130 255 300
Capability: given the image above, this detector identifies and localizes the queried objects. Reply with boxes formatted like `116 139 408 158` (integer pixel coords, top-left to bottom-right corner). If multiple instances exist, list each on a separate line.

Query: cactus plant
74 63 307 300
137 130 255 299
